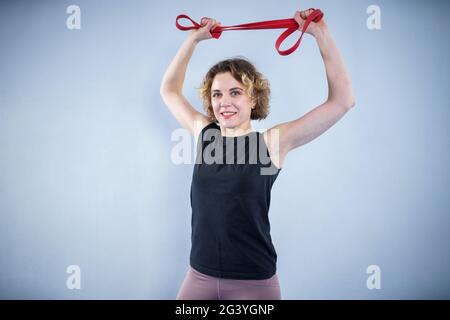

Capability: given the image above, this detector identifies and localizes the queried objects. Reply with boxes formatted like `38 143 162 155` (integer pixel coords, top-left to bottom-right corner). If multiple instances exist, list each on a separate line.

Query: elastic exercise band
175 9 324 56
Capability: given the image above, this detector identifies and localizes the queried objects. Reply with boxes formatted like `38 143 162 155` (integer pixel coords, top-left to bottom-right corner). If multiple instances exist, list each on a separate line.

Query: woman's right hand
188 17 221 43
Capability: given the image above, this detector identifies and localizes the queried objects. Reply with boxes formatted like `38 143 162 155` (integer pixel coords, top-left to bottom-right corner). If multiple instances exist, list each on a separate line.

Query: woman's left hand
294 9 327 37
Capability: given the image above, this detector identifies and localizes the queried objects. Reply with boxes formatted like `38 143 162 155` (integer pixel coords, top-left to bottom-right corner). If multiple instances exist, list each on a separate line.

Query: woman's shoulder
262 128 285 170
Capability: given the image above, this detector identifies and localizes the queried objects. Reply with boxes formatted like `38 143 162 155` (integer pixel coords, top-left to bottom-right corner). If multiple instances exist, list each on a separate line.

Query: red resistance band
175 9 324 56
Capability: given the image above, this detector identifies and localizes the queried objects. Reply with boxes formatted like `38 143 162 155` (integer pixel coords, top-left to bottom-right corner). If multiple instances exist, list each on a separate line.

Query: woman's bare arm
265 10 356 167
160 19 220 139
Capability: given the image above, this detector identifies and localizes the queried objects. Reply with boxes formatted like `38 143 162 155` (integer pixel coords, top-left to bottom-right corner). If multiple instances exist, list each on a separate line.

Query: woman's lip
221 112 237 119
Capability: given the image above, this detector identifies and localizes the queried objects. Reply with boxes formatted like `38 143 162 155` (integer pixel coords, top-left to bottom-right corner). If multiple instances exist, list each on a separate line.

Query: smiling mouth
220 111 237 118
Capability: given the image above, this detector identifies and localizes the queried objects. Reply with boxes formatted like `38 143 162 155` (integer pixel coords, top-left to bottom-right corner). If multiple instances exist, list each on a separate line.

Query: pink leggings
176 266 281 300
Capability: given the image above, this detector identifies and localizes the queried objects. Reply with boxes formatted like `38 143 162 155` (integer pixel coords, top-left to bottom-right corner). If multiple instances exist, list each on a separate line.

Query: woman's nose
220 96 232 106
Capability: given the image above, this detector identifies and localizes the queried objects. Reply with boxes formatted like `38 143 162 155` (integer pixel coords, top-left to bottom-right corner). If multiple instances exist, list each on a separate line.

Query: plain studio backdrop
0 0 449 299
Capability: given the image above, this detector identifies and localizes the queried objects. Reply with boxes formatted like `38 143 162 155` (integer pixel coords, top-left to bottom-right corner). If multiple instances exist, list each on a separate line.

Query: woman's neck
220 122 253 137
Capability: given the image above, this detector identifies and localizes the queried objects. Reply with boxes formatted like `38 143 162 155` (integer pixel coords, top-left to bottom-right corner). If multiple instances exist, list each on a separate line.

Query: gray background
0 0 449 299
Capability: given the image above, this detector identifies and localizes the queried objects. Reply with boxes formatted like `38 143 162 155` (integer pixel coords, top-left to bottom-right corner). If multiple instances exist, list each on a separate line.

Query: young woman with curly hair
160 9 355 300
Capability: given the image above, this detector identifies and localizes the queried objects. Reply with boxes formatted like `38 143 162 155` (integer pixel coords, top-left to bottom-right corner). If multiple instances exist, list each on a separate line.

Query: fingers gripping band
175 9 324 56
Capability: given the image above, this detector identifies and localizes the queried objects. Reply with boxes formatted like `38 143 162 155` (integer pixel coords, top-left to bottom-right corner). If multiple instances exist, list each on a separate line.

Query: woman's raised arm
265 10 356 168
160 18 220 139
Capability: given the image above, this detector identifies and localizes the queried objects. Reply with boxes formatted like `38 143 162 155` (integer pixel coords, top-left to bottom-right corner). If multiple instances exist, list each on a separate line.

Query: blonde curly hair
199 58 271 123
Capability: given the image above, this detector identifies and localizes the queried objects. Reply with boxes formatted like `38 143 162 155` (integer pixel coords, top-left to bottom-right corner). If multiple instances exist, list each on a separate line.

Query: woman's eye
231 91 240 96
212 93 221 98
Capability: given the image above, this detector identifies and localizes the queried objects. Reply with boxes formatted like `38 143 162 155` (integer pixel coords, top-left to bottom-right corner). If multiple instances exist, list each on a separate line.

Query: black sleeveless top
189 122 281 280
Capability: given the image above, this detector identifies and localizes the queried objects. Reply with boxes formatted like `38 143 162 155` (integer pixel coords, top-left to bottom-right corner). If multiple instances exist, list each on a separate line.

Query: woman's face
210 72 255 129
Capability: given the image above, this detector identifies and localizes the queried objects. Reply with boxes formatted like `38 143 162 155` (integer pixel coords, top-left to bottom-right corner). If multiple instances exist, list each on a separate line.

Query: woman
160 9 355 300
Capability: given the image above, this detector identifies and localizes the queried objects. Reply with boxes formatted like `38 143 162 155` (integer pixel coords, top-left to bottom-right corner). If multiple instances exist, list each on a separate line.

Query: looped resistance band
175 9 324 56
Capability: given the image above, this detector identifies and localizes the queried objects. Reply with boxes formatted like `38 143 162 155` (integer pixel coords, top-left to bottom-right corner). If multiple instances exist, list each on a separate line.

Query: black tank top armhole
197 122 219 144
